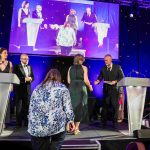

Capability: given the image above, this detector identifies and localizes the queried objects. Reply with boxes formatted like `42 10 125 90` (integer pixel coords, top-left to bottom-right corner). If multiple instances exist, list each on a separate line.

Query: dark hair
22 1 29 8
126 142 145 150
42 69 61 85
0 47 7 54
73 54 85 65
0 47 7 59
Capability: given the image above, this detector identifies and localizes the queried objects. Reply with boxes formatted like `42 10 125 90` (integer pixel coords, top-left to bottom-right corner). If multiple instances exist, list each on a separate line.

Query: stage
0 121 150 150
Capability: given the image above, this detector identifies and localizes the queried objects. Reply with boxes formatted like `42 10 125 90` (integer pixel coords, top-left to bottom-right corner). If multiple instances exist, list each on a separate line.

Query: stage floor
0 121 149 150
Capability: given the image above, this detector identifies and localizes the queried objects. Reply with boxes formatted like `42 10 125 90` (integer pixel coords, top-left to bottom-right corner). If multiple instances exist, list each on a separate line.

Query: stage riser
0 139 150 150
133 129 150 138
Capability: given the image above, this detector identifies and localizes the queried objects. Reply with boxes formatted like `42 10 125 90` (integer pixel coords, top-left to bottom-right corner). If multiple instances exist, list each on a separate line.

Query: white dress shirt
21 63 29 77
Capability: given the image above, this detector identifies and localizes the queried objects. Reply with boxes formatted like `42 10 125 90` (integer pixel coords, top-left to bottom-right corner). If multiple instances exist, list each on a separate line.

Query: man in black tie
14 54 34 127
94 54 124 129
32 5 43 19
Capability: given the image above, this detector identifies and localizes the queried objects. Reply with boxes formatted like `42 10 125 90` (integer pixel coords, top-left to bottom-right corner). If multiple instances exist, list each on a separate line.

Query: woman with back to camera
28 69 75 150
67 54 93 135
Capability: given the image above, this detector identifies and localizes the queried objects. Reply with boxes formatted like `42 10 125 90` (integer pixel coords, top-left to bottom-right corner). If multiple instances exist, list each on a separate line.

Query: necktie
23 65 29 77
107 67 111 71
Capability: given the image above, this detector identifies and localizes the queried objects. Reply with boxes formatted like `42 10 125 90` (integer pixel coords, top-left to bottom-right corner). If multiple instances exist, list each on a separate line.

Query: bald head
20 54 29 65
36 5 42 12
104 54 112 66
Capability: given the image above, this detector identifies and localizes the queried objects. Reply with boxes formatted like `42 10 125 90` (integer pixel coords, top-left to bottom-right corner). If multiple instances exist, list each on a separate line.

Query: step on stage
0 121 150 150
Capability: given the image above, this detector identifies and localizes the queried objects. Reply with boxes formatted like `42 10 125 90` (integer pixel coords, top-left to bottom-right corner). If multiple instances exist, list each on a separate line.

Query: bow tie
23 64 27 67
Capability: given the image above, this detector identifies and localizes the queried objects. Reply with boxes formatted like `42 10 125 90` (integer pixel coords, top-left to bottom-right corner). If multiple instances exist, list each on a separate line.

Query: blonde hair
70 9 76 14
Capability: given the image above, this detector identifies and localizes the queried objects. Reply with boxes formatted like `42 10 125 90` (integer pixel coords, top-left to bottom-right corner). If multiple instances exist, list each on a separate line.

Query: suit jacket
14 64 34 97
32 10 42 19
97 64 124 93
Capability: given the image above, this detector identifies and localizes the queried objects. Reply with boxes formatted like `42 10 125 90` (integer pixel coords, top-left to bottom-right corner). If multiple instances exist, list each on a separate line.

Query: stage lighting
129 0 140 18
129 13 134 18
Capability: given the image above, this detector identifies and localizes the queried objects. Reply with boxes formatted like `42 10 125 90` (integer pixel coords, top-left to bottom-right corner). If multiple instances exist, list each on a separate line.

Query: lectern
0 73 20 135
23 18 43 47
92 23 110 46
117 77 150 135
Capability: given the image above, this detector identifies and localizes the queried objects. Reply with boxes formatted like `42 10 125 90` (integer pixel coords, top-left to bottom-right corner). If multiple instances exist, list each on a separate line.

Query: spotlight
129 0 140 18
129 13 134 18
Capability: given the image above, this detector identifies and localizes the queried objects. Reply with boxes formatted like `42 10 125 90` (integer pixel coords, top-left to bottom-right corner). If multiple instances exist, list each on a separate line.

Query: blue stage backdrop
9 54 110 99
0 0 150 102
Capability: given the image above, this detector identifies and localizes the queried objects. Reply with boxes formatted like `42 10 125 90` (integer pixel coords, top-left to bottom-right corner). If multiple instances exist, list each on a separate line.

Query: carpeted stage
0 121 150 150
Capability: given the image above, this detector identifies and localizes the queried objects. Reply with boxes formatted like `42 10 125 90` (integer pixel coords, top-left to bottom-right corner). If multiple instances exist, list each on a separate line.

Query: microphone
131 69 139 74
128 70 146 77
134 70 139 74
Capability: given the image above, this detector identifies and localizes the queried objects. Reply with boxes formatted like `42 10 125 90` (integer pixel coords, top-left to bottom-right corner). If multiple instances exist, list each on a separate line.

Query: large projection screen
9 0 119 59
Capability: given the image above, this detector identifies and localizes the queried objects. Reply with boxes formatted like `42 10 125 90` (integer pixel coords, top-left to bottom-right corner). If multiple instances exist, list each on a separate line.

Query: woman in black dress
66 9 78 33
67 54 93 135
17 1 30 46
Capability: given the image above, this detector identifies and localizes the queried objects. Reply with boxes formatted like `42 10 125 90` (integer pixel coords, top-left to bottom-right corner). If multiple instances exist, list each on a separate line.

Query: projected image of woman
56 22 76 56
66 9 78 34
17 1 30 46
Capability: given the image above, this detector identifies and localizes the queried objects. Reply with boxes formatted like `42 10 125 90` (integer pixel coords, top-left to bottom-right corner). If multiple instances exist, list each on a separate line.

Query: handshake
66 121 75 132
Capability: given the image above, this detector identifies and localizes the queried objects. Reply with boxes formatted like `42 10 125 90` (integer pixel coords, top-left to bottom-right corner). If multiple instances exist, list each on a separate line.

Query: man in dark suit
81 7 97 50
94 54 124 128
14 54 34 127
32 5 42 19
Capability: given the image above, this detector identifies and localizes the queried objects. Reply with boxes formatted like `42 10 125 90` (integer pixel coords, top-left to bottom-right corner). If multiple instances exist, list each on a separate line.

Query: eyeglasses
21 58 29 60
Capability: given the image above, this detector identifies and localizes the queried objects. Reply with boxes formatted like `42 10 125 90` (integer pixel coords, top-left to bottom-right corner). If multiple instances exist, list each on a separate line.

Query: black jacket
97 64 124 93
14 64 34 97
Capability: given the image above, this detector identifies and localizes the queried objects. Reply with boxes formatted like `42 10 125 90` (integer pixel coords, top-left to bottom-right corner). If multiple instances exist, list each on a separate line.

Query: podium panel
117 77 150 136
92 23 110 46
126 86 146 135
23 18 43 47
0 84 12 134
117 77 150 87
0 73 20 135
